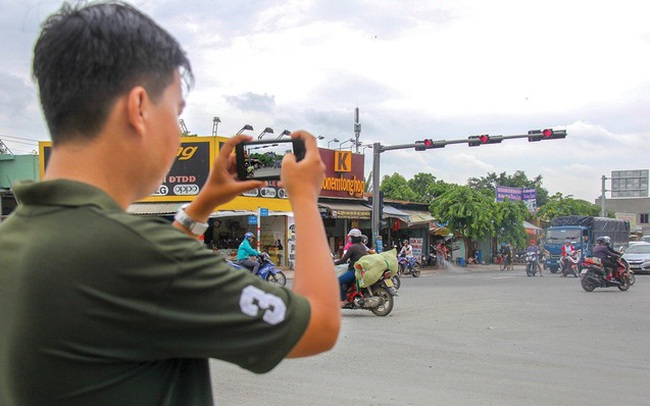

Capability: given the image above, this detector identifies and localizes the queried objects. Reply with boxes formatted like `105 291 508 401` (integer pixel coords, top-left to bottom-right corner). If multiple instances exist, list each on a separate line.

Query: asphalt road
210 264 650 406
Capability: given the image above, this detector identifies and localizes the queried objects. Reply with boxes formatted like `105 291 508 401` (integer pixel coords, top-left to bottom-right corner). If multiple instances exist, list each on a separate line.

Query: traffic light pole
370 131 564 250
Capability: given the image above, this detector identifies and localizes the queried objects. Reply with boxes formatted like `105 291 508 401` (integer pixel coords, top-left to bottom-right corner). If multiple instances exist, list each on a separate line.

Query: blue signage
248 215 257 225
260 208 269 217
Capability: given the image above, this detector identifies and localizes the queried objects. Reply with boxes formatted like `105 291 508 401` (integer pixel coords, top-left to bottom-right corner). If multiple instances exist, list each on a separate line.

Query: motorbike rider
399 239 413 258
237 232 262 274
499 242 513 270
361 234 375 254
592 236 622 281
560 238 576 275
526 239 541 276
335 229 368 306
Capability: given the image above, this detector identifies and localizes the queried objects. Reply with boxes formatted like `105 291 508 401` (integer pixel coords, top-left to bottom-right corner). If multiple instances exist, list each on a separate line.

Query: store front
43 137 370 267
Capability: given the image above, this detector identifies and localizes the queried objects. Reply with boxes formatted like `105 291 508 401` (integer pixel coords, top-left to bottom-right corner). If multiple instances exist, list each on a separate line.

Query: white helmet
347 228 362 238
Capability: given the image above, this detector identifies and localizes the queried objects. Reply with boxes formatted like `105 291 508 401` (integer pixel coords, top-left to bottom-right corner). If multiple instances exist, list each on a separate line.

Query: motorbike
422 251 437 267
560 250 581 278
525 251 538 277
580 256 632 292
341 269 397 316
398 255 421 277
227 252 287 287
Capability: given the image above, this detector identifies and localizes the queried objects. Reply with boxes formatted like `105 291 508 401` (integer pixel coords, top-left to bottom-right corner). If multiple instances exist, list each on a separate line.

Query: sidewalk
278 262 500 280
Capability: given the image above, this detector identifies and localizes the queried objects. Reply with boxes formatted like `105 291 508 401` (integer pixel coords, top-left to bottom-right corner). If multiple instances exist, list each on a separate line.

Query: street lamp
211 116 221 136
327 138 339 149
236 124 254 135
361 144 373 154
275 129 291 140
257 127 274 140
339 138 356 149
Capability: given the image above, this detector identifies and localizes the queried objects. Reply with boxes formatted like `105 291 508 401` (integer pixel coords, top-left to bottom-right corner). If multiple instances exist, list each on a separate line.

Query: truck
543 216 630 274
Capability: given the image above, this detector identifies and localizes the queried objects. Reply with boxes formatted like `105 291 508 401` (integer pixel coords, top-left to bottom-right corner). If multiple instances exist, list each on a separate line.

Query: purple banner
495 185 537 214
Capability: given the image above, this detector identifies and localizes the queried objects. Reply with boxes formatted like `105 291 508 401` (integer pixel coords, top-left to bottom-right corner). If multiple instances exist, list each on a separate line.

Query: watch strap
174 206 209 235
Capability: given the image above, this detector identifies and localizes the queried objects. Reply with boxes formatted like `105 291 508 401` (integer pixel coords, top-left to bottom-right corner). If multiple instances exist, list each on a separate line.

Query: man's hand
280 131 326 204
175 135 264 234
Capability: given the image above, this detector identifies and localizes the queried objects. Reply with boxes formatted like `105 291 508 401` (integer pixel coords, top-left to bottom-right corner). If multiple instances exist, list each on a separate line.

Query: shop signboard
40 137 215 202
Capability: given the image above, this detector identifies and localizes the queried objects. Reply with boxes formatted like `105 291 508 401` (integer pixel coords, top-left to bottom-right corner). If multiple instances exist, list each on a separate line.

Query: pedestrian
0 2 340 405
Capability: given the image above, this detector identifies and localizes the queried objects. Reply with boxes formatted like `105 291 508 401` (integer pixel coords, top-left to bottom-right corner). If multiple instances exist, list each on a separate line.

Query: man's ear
126 86 149 136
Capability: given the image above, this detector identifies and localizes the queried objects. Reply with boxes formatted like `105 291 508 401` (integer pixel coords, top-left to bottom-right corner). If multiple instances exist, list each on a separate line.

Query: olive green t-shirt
0 180 310 406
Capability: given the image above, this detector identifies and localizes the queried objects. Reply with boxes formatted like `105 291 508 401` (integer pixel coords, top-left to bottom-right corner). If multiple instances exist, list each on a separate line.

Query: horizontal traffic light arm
378 129 567 153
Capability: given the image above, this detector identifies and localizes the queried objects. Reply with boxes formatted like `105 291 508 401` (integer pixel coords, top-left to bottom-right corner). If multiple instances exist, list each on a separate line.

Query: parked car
622 242 650 274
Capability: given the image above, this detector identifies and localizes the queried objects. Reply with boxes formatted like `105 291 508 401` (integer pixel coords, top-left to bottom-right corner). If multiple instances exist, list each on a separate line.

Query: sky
1 0 650 202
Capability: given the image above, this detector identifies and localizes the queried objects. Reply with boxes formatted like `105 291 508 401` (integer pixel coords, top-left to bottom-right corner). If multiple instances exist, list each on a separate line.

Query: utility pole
354 107 361 154
370 129 567 251
600 174 609 217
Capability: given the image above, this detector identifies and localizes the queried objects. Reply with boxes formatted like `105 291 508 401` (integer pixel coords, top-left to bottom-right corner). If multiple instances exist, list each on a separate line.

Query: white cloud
2 0 650 201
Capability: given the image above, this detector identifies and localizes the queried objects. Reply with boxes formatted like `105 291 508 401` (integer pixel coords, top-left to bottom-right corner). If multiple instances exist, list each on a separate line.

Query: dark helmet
501 242 506 247
244 232 255 239
596 236 608 244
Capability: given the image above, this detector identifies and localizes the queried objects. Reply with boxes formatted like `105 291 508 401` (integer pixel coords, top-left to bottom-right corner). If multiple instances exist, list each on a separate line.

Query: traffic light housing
468 134 503 147
528 128 567 142
415 139 445 151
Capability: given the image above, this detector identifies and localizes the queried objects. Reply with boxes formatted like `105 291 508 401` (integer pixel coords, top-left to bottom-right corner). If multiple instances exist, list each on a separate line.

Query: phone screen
235 138 305 181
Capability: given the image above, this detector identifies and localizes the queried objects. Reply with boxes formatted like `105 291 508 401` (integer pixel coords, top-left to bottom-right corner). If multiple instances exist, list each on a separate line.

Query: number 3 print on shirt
239 285 287 325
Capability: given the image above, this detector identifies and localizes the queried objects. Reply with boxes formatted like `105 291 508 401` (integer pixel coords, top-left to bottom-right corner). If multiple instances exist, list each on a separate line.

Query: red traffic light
469 134 503 147
415 139 444 151
528 129 567 142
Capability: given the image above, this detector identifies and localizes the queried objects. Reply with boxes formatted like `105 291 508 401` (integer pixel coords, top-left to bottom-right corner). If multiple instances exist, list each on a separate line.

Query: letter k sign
334 151 351 173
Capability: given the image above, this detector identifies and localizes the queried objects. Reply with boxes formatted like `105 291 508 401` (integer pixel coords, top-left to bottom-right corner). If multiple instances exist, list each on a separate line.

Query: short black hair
33 1 193 144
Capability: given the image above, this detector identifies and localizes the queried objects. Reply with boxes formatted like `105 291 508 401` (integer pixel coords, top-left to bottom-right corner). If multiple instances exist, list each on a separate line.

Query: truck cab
543 216 630 274
544 226 589 274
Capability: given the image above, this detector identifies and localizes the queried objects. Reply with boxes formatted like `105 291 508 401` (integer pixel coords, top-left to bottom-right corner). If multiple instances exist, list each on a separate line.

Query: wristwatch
174 204 209 236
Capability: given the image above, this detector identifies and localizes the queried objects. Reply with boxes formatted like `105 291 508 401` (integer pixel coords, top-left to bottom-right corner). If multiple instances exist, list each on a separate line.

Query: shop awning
524 220 543 235
399 209 435 227
382 205 411 222
211 210 292 218
127 202 182 215
319 201 372 219
127 204 292 218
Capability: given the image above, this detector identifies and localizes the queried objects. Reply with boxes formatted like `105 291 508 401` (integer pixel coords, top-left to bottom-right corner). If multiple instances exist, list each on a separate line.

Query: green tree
495 198 529 249
429 185 496 257
536 193 602 221
380 173 418 201
467 170 550 208
407 172 452 203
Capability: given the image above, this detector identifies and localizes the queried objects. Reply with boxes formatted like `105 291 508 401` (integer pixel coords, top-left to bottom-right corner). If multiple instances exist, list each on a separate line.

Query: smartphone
235 138 306 181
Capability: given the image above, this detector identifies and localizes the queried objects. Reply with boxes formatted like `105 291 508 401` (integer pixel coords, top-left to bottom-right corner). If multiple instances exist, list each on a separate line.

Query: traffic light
528 128 567 142
415 139 444 151
468 134 503 147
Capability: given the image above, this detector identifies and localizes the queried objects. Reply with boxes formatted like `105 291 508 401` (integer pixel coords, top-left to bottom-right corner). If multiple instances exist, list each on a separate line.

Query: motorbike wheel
581 276 596 292
629 272 636 285
411 262 421 278
391 275 401 290
265 271 287 287
617 276 630 291
499 260 506 272
526 264 532 277
397 263 405 276
370 287 394 316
